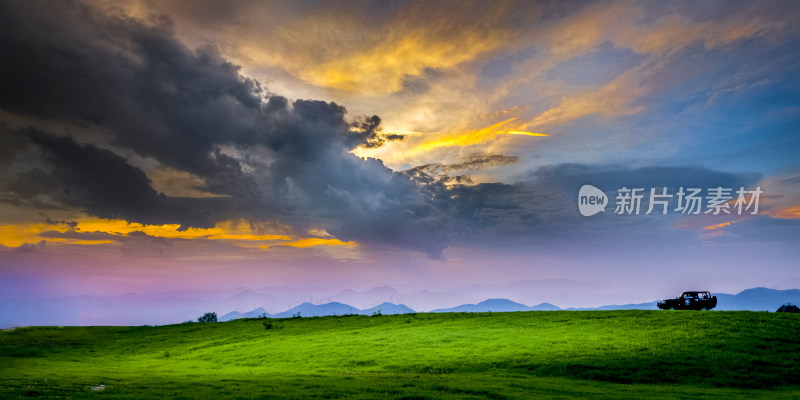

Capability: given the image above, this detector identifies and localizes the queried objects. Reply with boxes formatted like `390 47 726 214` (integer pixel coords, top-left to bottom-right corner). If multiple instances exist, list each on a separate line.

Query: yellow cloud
0 222 117 247
505 131 547 136
161 2 518 97
0 217 363 252
411 118 547 153
0 223 60 247
0 218 291 247
300 32 507 95
68 218 290 241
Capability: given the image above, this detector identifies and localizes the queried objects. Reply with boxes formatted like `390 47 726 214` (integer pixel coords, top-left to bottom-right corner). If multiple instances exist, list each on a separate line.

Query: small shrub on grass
198 312 217 323
262 319 281 330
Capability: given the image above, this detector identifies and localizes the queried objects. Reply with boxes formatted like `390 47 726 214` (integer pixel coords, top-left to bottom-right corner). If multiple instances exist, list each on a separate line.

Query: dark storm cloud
0 124 28 162
0 1 262 177
0 1 447 257
6 129 218 228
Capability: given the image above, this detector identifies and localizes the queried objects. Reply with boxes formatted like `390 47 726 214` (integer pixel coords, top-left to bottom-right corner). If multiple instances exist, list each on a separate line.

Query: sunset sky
1 0 799 310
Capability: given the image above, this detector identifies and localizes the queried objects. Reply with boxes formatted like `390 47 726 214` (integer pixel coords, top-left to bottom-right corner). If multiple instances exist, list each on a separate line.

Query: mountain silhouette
712 287 800 311
361 302 415 315
220 307 268 322
271 302 360 318
431 298 531 313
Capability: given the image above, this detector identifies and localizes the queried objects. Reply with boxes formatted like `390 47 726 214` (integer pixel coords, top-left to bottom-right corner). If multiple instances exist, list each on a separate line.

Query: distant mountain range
220 301 415 321
713 287 800 311
2 286 798 326
324 286 474 312
430 299 560 313
217 287 800 322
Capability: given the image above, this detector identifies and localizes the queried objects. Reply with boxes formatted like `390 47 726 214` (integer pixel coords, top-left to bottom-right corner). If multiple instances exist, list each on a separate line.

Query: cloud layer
0 0 797 263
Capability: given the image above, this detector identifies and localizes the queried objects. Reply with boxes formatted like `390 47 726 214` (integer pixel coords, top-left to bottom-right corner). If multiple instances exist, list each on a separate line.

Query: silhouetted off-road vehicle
657 291 717 310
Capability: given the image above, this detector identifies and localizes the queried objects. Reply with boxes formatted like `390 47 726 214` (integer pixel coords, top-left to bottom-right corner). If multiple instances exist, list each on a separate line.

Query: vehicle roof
681 291 710 295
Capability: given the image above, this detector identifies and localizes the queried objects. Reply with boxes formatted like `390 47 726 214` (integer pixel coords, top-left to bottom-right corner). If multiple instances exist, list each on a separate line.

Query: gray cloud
6 128 218 229
351 115 406 149
408 154 518 176
404 154 519 187
437 163 763 247
0 1 448 257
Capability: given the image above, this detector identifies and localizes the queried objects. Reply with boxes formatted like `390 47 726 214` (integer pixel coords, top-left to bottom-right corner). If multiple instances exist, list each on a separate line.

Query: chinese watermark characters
578 185 763 216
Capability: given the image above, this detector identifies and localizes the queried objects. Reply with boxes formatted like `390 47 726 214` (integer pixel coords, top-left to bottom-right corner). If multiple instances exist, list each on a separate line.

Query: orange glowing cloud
301 33 507 95
0 223 72 247
0 218 358 251
71 218 290 241
269 238 357 249
411 118 547 153
769 206 800 219
702 221 733 230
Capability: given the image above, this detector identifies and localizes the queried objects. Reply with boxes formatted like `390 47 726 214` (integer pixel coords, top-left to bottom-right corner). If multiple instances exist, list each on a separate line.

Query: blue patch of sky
476 46 537 90
643 37 800 175
545 41 645 86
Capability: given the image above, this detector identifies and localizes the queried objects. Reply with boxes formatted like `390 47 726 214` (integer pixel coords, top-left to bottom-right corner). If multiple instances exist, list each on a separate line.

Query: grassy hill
1 311 798 399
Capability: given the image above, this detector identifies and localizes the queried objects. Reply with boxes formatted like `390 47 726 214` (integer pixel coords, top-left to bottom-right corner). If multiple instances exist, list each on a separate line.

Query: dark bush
197 312 217 323
262 318 282 330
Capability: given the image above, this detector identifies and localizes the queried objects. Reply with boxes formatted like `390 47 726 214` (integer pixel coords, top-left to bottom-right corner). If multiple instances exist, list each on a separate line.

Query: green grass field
1 311 798 399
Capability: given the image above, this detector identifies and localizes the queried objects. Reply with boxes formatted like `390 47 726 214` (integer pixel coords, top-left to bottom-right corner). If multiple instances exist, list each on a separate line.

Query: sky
1 0 800 315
